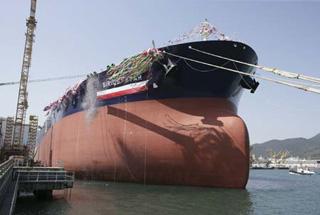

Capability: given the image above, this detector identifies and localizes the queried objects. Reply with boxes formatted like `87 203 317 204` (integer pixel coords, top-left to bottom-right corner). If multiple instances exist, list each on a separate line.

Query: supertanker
36 40 259 188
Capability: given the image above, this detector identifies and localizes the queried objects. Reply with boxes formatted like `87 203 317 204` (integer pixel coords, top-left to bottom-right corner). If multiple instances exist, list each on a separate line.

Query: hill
251 133 320 159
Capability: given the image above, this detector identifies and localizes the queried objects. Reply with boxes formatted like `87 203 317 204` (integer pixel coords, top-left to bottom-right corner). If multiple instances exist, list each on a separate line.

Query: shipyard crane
12 0 37 148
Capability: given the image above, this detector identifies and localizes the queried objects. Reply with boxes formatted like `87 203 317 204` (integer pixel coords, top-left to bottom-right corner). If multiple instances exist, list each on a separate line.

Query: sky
0 0 319 144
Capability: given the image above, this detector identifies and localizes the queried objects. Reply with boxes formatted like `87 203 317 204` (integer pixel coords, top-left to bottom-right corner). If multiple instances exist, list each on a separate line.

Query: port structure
1 116 38 161
0 157 74 215
12 0 37 150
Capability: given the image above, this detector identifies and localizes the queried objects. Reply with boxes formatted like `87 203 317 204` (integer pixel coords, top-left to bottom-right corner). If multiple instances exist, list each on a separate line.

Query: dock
0 158 74 215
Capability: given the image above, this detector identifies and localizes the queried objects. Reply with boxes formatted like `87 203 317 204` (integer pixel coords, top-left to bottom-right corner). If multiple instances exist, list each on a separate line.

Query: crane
12 0 37 147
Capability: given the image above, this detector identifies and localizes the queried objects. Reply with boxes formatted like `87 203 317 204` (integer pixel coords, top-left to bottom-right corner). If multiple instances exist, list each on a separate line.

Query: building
0 116 38 147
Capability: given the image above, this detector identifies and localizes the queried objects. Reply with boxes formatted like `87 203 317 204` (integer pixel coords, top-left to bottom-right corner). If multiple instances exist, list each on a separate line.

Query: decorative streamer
168 19 230 45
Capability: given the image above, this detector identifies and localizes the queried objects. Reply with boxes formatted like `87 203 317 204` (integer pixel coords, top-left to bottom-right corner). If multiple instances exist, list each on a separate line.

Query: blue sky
0 0 319 144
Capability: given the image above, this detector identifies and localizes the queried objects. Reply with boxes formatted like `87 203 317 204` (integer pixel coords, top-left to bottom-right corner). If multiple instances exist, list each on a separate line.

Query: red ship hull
36 97 250 188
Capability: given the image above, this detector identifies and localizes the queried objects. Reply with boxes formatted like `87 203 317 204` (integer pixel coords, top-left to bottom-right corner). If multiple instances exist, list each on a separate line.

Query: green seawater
15 170 320 215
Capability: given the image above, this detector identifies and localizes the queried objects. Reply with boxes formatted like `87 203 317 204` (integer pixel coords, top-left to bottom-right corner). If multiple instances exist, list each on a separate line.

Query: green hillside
251 133 320 159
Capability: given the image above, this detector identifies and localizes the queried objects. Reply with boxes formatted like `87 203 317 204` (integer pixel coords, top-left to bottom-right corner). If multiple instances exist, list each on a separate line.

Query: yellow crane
12 0 37 149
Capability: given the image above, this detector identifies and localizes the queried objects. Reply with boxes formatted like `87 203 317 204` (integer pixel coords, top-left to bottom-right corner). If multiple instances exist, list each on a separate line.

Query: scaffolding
27 115 38 159
3 117 14 148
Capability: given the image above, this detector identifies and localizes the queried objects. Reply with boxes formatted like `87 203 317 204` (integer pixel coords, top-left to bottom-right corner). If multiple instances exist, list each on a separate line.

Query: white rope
183 58 230 73
189 46 320 85
163 51 320 94
0 74 87 87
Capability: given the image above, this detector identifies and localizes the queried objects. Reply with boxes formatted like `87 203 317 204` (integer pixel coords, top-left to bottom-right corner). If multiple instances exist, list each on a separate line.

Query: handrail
16 170 74 183
0 159 14 177
9 174 19 215
0 159 14 197
0 159 13 169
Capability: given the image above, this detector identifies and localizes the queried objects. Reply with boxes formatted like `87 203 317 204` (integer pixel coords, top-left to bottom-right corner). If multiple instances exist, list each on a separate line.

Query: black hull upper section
42 40 258 130
159 40 257 98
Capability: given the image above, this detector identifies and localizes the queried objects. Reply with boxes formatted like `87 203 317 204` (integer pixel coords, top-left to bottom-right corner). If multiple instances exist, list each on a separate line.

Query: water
15 170 320 215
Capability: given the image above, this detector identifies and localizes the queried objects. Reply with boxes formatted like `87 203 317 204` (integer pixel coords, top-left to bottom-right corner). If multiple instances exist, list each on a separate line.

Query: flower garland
106 48 163 86
43 48 163 113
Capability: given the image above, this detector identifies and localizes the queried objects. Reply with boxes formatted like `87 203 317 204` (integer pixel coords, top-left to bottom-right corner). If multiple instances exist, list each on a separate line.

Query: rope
183 58 230 73
143 90 149 185
163 50 320 94
0 74 87 87
189 46 320 84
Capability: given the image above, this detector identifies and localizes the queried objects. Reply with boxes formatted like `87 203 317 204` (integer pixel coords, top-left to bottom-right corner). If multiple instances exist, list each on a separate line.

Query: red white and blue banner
96 80 148 100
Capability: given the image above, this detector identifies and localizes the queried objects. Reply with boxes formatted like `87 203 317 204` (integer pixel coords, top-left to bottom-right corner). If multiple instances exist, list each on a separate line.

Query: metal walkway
14 167 74 192
0 159 16 215
0 158 74 215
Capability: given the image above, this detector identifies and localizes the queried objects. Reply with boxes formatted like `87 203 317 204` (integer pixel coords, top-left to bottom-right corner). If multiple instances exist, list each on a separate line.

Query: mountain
251 133 320 159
